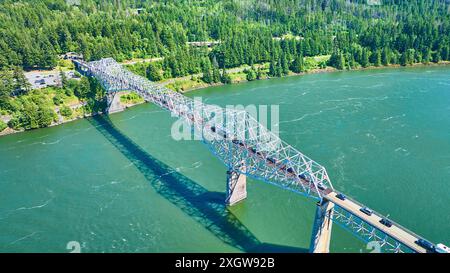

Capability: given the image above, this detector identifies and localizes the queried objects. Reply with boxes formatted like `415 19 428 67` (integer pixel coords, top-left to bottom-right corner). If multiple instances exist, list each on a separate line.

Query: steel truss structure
79 58 430 253
85 58 333 200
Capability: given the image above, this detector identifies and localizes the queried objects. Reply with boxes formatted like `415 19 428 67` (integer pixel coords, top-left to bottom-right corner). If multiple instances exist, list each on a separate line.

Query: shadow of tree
88 115 308 253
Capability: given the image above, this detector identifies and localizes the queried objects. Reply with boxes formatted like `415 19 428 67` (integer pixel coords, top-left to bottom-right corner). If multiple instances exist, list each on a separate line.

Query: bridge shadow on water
88 115 308 253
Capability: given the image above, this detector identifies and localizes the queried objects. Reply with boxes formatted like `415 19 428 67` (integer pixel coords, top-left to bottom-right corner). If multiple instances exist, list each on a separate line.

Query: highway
325 191 427 253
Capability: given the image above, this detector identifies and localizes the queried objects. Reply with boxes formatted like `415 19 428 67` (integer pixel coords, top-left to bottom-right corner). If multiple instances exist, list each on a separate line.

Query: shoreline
1 61 448 138
177 61 450 94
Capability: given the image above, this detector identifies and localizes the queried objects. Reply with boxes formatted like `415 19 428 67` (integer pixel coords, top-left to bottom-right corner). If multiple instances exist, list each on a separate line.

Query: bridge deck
325 192 426 253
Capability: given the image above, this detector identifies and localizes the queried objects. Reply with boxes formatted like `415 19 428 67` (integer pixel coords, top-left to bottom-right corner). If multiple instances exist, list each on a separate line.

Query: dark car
360 207 373 216
336 193 346 201
266 157 276 164
317 182 327 190
298 173 309 182
415 239 435 252
379 218 393 227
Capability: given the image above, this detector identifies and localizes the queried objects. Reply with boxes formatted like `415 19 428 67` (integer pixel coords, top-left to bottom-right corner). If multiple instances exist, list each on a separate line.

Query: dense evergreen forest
0 0 449 132
0 0 449 71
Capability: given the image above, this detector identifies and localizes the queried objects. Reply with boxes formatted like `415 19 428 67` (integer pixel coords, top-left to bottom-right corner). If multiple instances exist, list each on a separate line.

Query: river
1 66 449 252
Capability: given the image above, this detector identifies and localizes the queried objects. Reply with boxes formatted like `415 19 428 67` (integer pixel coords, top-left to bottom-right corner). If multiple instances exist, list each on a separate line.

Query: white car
435 243 450 253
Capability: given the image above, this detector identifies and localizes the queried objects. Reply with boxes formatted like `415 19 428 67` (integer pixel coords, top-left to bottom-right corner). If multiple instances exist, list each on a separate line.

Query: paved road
325 191 427 253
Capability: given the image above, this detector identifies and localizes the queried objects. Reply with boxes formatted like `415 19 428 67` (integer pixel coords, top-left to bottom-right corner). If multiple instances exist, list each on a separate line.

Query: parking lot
25 70 80 89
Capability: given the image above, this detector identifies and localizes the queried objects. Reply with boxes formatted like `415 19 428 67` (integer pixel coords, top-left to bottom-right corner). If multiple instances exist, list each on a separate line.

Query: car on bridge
336 193 346 201
359 207 373 216
379 218 393 227
436 243 450 253
317 182 327 191
415 239 435 252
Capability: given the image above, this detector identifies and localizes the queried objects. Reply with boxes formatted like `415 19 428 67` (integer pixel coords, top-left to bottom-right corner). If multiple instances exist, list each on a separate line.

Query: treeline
0 0 448 71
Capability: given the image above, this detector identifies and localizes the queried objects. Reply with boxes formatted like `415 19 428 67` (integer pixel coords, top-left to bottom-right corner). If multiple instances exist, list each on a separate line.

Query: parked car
359 207 373 216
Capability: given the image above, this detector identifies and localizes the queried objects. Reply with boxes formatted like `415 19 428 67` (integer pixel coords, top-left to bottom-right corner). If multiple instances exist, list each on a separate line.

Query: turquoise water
0 66 449 252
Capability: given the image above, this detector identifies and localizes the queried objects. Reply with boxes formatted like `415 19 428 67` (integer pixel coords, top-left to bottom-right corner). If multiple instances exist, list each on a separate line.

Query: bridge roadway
78 58 433 253
325 192 426 253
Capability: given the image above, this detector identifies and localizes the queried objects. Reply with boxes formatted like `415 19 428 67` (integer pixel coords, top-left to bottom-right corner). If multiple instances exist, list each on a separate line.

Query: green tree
0 120 6 131
374 50 381 67
220 69 231 84
256 67 263 80
146 63 162 81
280 53 289 75
245 67 257 81
201 58 213 84
400 51 407 66
268 59 277 77
361 48 370 68
432 51 441 63
382 48 390 66
74 78 90 99
290 52 305 73
0 68 13 110
53 93 64 106
60 105 73 118
59 69 67 89
423 48 432 64
13 67 30 95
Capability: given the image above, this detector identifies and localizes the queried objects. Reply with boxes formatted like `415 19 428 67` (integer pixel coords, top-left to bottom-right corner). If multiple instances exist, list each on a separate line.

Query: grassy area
120 92 145 105
166 76 211 92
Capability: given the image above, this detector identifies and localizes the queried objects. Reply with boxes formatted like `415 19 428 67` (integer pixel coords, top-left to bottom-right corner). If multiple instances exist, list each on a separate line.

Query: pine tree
440 46 449 61
269 59 276 77
290 52 305 73
146 62 162 81
246 68 256 81
201 58 213 84
423 48 432 64
221 69 231 84
59 68 67 88
211 56 221 83
382 48 390 66
361 48 370 68
374 50 381 67
432 51 441 63
12 66 30 95
281 53 289 75
400 51 407 66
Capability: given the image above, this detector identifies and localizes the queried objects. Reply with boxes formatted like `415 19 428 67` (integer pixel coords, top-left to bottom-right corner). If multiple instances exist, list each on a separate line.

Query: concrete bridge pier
106 92 124 114
225 164 247 206
309 199 334 253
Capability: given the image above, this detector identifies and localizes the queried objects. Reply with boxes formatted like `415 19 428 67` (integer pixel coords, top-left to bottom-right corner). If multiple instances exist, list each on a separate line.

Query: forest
0 0 449 131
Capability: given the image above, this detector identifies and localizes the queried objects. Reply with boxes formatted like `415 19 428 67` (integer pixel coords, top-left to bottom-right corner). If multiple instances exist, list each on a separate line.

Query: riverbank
1 61 448 138
169 61 450 94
